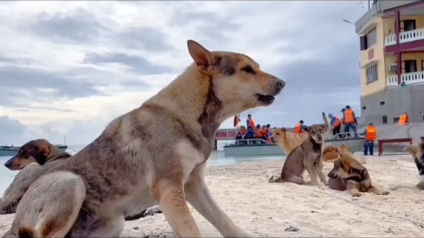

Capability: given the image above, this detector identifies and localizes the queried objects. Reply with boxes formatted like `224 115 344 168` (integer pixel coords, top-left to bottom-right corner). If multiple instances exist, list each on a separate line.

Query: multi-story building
356 0 424 125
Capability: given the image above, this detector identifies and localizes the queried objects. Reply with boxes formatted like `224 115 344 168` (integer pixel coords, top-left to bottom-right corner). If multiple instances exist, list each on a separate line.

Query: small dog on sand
328 155 389 197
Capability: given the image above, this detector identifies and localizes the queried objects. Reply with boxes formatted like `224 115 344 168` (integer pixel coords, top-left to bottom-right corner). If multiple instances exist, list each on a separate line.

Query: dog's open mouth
256 94 275 104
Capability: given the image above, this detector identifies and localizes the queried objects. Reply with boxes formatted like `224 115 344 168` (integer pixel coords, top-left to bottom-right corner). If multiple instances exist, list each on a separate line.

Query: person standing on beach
360 122 377 155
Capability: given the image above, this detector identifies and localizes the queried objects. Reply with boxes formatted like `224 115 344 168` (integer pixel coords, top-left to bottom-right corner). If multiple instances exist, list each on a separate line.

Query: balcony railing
387 71 424 86
385 28 424 46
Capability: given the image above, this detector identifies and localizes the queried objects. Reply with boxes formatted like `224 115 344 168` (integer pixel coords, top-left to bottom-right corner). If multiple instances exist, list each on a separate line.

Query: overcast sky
0 1 365 145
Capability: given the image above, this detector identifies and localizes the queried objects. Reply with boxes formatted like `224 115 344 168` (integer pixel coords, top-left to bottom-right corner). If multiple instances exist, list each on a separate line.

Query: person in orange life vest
294 120 304 134
360 122 377 156
343 105 358 138
265 124 273 143
328 113 342 138
398 113 409 125
246 114 255 139
235 126 247 140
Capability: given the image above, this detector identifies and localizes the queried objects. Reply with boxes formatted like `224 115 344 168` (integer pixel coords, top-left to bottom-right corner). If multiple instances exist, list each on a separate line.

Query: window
382 116 388 124
380 101 385 105
404 60 417 73
393 117 400 123
404 20 416 32
362 106 366 110
366 64 378 84
359 28 377 50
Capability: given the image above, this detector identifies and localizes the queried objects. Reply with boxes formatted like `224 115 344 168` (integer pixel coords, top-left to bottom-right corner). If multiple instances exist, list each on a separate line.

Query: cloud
0 1 366 145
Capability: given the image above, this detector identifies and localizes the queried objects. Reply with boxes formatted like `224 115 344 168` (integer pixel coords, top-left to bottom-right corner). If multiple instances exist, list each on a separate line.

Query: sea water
0 142 283 194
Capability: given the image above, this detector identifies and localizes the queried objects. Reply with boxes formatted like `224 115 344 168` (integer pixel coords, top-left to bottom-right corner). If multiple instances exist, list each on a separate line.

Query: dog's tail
18 227 34 238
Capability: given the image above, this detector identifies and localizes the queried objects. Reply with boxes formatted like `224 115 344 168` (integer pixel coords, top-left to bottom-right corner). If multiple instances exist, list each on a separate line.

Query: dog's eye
241 66 256 75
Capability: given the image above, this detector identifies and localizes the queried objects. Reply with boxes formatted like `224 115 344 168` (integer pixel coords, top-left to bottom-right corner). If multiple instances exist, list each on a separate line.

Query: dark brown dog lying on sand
389 144 424 191
327 155 389 197
0 139 159 220
4 139 71 171
0 139 71 214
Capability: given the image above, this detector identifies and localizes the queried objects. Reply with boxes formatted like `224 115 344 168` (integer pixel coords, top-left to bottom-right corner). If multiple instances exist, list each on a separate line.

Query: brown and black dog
0 139 71 214
4 139 70 170
0 139 157 220
327 155 389 197
390 143 424 191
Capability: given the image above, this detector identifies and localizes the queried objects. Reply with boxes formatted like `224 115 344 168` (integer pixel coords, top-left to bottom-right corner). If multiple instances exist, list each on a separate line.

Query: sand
1 155 424 237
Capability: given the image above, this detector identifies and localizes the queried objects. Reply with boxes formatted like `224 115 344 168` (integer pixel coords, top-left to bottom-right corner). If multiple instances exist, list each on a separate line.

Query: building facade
356 0 424 125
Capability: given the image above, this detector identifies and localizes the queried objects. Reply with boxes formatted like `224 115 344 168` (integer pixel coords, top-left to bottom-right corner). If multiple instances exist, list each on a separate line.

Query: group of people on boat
235 114 273 144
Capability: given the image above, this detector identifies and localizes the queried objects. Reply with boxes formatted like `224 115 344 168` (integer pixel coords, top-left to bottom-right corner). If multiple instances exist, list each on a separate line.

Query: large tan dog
271 112 329 185
5 40 285 238
272 128 308 155
389 144 424 191
0 139 71 214
328 155 389 197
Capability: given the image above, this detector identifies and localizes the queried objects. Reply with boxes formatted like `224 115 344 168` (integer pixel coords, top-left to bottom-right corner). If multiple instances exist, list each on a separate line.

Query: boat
223 133 366 157
325 132 366 153
0 144 68 157
223 139 285 157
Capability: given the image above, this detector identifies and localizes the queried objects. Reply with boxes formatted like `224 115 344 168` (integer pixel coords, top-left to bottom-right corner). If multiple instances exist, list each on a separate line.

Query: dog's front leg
153 179 201 237
185 167 251 237
368 186 390 195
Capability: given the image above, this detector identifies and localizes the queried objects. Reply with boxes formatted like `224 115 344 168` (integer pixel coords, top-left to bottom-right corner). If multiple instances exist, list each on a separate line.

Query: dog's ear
34 145 50 165
281 127 287 132
304 127 310 132
187 40 213 67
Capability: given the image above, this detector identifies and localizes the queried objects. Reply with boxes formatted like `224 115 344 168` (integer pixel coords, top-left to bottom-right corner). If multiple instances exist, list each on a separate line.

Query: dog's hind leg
185 165 251 237
368 186 390 195
284 175 305 185
153 178 201 237
9 171 86 238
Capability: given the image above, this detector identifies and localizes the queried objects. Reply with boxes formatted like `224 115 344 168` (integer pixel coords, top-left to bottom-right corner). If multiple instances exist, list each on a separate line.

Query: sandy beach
1 155 423 237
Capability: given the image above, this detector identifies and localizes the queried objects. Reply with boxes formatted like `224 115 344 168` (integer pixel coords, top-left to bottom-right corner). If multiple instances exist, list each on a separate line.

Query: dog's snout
275 79 285 90
328 171 336 179
317 134 323 140
4 160 11 168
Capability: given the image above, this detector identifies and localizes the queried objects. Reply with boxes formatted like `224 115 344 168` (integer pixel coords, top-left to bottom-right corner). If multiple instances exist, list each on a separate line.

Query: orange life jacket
344 109 355 124
333 116 342 127
255 129 264 138
241 128 246 136
248 118 256 128
398 114 409 125
294 123 302 134
365 125 377 141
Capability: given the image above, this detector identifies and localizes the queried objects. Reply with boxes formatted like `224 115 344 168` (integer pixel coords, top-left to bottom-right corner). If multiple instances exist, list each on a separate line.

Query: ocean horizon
0 142 284 195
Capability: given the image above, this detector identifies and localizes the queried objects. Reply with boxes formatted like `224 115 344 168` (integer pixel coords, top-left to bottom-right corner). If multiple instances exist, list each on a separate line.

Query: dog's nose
4 160 11 168
275 79 286 90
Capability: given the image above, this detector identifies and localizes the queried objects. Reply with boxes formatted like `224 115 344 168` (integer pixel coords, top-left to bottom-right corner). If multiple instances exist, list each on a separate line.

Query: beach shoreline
1 155 423 237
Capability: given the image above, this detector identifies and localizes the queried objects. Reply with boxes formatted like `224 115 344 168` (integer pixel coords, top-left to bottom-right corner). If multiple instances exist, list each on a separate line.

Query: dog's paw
380 191 390 195
352 192 362 197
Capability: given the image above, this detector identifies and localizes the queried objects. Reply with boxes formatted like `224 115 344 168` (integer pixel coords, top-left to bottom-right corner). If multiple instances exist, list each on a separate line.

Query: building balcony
385 28 424 46
387 71 424 86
